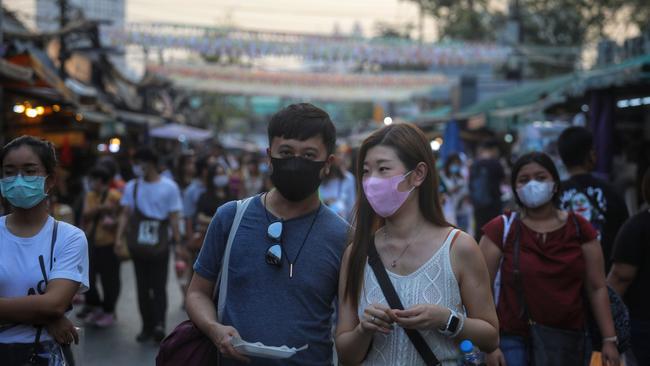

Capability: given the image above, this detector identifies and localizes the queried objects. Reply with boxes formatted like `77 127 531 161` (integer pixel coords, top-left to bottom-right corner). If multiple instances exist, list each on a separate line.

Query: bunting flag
107 23 510 67
147 63 452 101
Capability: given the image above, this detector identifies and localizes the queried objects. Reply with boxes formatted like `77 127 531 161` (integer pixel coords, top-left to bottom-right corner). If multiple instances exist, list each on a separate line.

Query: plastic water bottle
458 339 486 366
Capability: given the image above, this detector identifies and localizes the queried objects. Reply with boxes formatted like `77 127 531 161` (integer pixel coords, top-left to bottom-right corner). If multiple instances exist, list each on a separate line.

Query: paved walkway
73 259 187 366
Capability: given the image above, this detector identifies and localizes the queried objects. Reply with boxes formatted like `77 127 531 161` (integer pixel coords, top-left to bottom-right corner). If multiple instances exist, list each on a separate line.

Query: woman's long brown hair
344 123 449 309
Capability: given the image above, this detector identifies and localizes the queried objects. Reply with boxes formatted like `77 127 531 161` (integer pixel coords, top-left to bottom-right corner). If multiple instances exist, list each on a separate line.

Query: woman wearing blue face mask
0 136 89 365
479 152 619 366
440 154 470 229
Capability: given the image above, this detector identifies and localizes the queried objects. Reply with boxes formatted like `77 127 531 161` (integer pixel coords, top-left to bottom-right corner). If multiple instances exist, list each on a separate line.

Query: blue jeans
502 333 592 366
501 335 528 366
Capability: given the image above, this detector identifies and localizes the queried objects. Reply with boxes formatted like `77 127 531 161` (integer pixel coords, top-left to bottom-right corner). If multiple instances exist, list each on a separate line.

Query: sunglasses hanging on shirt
263 192 321 278
265 221 283 266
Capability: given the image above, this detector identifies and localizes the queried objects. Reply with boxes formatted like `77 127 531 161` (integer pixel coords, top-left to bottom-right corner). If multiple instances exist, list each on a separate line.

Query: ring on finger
371 316 377 323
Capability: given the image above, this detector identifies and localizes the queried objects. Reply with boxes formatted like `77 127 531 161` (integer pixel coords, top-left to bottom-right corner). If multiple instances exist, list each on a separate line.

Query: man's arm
169 211 182 244
607 263 638 296
185 274 249 363
608 216 640 296
114 205 129 251
583 239 620 365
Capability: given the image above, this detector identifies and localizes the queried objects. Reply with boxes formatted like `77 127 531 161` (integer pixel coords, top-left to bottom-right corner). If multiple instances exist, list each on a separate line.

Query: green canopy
459 53 650 128
408 53 650 131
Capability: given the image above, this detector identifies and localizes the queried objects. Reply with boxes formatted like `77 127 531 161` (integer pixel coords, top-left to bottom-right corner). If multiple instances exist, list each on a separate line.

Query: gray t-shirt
194 195 348 366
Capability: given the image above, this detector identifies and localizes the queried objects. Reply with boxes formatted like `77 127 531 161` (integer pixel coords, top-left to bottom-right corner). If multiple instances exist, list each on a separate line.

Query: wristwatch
438 309 461 336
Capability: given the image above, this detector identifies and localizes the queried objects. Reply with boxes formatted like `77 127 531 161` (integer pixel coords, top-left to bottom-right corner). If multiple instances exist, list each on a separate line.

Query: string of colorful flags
107 24 510 67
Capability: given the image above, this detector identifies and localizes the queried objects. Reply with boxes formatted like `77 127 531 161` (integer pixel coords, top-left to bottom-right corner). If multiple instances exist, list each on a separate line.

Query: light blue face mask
0 175 48 209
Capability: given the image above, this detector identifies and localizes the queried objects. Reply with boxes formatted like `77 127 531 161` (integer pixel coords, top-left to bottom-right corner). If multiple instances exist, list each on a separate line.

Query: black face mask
270 157 326 202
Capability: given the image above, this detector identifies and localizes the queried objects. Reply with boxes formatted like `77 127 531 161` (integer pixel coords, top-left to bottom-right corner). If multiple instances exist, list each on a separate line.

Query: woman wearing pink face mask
335 124 499 365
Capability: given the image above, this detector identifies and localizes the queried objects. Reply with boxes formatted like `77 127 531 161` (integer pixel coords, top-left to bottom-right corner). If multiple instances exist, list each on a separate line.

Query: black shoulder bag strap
367 239 440 366
133 181 141 216
29 220 59 364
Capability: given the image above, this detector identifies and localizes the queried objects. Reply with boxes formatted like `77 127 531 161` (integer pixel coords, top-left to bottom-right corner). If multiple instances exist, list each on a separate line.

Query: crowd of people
0 102 647 366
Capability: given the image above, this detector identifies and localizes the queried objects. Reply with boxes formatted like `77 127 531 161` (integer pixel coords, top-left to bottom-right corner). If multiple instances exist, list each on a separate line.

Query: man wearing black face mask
183 103 349 366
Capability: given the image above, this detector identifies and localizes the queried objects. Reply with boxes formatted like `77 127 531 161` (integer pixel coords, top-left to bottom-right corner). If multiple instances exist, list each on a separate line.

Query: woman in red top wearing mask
479 152 619 366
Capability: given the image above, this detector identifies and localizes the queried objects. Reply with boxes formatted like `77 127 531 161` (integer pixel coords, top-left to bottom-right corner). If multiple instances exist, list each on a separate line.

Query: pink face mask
362 171 414 218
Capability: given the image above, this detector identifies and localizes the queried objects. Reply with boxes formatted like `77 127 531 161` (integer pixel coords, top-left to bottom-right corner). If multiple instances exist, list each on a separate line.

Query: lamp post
58 0 68 78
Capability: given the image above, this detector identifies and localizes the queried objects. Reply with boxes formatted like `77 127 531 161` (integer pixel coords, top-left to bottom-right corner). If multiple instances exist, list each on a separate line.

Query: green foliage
410 0 647 76
410 0 642 45
374 22 415 39
410 0 505 41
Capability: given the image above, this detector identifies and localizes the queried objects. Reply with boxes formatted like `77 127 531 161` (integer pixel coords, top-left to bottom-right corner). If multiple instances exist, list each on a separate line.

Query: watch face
448 315 460 332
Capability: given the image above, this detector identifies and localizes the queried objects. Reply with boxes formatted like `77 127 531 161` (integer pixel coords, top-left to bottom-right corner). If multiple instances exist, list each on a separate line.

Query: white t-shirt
121 177 183 220
0 216 89 344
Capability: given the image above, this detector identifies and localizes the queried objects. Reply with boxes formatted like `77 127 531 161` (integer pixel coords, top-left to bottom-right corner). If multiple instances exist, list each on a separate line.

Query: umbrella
150 123 213 141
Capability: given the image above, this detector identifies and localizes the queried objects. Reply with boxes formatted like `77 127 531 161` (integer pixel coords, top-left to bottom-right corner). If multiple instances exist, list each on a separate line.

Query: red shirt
482 212 597 336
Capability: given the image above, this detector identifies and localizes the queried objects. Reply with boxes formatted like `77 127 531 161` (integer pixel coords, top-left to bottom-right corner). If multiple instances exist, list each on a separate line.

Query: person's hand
600 341 620 366
46 317 78 346
485 348 507 366
188 231 205 251
392 304 450 331
175 245 190 260
359 303 394 335
114 237 128 259
211 324 250 363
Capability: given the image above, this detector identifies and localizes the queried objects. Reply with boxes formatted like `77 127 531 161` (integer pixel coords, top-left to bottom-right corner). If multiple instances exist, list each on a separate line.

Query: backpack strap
133 181 141 215
216 196 254 323
502 212 517 247
494 212 517 306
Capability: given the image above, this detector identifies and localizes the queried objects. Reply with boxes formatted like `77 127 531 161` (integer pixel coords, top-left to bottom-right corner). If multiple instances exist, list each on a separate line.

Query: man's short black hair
268 103 336 155
97 156 118 177
89 165 112 184
479 139 500 152
194 156 209 176
558 126 593 168
133 147 158 164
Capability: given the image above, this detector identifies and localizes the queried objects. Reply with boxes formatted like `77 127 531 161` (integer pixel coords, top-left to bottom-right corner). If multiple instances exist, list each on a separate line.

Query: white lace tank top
358 228 463 366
